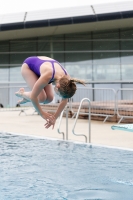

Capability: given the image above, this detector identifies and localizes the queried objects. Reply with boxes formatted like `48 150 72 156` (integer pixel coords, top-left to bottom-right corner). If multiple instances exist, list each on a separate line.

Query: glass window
121 28 133 39
121 40 133 51
93 65 120 81
65 41 91 51
38 41 50 51
38 38 50 52
10 39 37 82
0 41 9 52
93 52 120 65
65 33 92 58
93 30 119 39
53 53 65 63
10 40 37 64
53 41 64 60
0 54 9 64
93 31 119 53
0 42 9 81
1 29 133 83
66 63 92 80
65 32 92 80
10 38 37 51
52 35 64 41
65 52 92 63
121 33 133 64
93 40 119 51
10 65 24 82
65 53 92 79
53 41 64 51
0 42 9 64
0 66 9 82
121 64 133 80
120 28 133 80
37 52 51 57
92 30 120 80
65 32 91 40
121 52 133 64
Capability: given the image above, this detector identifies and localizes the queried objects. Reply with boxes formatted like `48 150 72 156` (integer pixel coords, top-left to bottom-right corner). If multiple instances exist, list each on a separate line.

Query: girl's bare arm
54 98 68 119
44 98 68 129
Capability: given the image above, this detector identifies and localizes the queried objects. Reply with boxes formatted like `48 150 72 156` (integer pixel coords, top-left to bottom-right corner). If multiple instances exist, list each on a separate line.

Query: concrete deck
0 108 133 150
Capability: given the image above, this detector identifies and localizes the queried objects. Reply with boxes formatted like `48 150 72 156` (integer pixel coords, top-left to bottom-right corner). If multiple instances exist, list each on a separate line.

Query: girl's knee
42 95 54 104
39 94 53 104
38 93 47 103
47 95 54 103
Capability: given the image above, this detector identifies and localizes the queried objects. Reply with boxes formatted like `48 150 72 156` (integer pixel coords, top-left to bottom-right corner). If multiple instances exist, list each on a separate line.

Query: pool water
0 132 133 200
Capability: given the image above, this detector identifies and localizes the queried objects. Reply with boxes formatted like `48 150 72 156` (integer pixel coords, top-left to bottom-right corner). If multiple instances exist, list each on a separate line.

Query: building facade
0 1 133 89
0 28 133 83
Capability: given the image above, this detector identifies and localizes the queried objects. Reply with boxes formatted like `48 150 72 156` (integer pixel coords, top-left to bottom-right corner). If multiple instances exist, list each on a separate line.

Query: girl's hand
44 120 56 129
42 112 56 129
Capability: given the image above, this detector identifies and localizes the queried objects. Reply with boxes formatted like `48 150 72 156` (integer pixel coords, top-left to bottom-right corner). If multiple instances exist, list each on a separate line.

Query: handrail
57 105 69 140
70 87 116 123
57 110 65 140
72 98 91 143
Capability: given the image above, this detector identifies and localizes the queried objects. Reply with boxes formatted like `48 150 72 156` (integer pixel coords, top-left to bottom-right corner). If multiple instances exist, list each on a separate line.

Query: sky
0 0 128 15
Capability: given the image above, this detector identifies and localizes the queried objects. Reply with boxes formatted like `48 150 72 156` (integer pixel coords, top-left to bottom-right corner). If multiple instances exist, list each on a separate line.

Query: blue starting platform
111 124 133 132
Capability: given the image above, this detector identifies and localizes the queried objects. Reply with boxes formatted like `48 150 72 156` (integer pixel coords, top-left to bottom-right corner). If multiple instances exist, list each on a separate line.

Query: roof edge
0 10 133 32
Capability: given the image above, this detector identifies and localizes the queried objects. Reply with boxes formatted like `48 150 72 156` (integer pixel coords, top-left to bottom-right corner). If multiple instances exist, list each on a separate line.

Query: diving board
111 124 133 132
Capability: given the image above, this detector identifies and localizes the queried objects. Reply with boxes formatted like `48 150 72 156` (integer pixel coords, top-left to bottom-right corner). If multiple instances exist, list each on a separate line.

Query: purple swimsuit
23 56 67 84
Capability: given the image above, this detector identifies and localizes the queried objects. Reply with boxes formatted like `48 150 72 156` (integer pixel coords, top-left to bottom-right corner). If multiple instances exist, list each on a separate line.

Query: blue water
0 132 133 200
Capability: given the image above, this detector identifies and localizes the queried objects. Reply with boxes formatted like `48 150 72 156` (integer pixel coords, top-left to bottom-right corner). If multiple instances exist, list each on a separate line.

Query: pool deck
0 108 133 150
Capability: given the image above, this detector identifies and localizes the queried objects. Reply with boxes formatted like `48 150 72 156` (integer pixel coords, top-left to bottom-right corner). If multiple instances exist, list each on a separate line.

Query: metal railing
1 85 133 143
57 88 133 141
57 106 69 140
0 85 32 115
70 87 116 123
116 88 133 123
57 98 91 143
72 98 91 143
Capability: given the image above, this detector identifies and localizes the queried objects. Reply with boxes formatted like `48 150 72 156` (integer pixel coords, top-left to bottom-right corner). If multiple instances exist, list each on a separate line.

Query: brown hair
58 75 86 98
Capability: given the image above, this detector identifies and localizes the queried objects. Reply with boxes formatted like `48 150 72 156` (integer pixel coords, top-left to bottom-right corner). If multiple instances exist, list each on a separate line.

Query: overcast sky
0 0 128 14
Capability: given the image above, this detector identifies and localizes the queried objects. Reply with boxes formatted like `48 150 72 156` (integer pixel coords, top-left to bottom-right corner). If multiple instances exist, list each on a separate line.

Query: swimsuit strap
38 59 67 84
49 61 55 82
54 60 67 75
47 60 67 83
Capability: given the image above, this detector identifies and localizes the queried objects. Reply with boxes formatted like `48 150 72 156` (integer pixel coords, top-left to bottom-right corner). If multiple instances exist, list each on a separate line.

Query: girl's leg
16 88 30 104
16 63 54 104
43 83 54 104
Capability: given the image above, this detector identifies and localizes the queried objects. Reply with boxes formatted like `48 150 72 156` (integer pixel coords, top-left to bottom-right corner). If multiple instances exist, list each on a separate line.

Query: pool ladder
57 98 91 143
57 105 69 140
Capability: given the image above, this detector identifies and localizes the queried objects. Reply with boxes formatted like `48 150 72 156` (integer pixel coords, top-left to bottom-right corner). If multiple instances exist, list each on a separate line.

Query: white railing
1 85 133 126
69 87 116 123
116 88 133 123
72 98 91 143
0 85 32 115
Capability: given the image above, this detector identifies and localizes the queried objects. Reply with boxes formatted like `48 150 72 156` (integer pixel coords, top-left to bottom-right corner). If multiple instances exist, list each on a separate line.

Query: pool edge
1 130 133 152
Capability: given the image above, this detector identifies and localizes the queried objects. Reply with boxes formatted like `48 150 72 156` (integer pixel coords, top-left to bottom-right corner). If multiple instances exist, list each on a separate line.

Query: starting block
111 124 133 132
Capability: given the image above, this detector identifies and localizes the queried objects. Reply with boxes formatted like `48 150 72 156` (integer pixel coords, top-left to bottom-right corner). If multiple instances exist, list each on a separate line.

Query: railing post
66 106 68 140
57 110 65 140
72 98 91 143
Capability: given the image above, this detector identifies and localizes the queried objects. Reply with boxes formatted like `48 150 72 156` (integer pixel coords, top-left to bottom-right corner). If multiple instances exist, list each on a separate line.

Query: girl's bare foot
15 88 25 98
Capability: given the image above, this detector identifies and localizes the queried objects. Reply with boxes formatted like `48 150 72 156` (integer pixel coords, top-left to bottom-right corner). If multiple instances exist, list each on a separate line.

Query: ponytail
70 78 86 86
